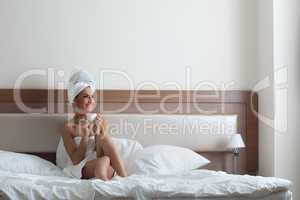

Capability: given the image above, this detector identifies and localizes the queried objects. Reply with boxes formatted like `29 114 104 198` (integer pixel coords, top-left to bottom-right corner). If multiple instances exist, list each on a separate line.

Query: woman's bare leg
95 135 127 177
95 134 104 158
82 157 114 180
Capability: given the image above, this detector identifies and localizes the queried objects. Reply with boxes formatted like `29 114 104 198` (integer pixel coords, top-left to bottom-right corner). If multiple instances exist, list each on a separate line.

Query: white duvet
0 169 291 200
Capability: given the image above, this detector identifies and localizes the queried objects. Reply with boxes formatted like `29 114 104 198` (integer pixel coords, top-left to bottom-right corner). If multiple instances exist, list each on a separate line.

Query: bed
0 89 292 200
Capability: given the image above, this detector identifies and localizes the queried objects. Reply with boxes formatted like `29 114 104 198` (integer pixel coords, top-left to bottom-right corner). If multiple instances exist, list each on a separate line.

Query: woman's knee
99 156 111 167
94 156 110 181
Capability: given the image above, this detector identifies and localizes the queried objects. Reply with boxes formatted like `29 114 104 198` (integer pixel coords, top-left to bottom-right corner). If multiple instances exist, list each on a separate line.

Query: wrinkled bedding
0 169 291 200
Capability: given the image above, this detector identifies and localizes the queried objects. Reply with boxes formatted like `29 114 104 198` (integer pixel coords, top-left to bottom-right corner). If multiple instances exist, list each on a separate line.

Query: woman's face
73 86 96 114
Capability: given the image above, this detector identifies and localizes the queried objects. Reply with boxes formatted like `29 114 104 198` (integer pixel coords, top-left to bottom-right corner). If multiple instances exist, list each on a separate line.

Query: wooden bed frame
0 89 258 175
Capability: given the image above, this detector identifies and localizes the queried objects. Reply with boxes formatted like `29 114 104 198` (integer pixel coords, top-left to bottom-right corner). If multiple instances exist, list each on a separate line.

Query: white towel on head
67 69 96 102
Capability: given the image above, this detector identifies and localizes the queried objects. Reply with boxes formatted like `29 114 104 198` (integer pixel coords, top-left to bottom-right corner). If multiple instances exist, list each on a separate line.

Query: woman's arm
62 123 90 165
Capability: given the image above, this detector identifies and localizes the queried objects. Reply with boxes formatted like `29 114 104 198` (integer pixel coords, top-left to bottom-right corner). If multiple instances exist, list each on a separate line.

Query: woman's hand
77 119 92 138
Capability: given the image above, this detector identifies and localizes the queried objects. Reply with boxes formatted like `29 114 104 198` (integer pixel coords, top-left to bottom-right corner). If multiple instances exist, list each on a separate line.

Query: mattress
0 170 292 200
100 190 292 200
155 190 292 200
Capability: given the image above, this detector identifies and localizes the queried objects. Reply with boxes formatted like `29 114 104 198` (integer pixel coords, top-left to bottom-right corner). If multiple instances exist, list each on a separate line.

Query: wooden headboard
0 89 258 175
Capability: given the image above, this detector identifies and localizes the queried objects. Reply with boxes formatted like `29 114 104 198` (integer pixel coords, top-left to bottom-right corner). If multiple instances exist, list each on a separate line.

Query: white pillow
111 137 143 162
126 145 210 175
0 150 65 176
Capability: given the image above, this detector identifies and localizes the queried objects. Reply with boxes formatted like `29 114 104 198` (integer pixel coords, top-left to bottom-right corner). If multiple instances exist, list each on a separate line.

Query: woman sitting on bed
56 69 127 181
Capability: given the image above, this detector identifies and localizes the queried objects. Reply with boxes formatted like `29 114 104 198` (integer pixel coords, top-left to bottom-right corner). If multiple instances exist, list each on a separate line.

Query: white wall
256 0 300 198
0 0 258 90
256 0 275 177
274 0 300 198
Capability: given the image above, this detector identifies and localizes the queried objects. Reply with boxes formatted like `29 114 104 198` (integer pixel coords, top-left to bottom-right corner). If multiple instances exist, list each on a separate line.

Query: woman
56 69 127 181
